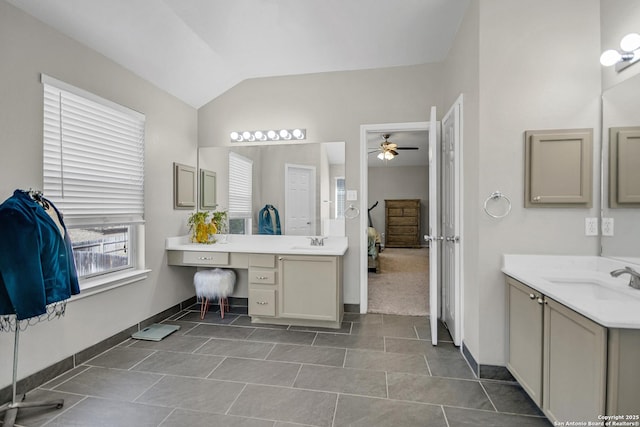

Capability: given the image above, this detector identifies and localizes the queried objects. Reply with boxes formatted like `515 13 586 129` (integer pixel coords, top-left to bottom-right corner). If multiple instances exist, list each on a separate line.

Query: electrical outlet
585 217 598 236
602 217 614 236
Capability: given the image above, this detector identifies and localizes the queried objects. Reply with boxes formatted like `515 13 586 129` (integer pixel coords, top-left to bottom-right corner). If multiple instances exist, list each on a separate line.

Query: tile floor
6 305 551 426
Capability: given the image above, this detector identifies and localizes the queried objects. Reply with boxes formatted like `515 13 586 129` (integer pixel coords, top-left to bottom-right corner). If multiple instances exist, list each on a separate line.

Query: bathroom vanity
503 255 640 422
166 235 348 329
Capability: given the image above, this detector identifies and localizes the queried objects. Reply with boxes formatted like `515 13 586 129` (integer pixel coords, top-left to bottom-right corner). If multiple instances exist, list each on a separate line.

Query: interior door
426 106 441 346
441 98 461 345
285 164 316 235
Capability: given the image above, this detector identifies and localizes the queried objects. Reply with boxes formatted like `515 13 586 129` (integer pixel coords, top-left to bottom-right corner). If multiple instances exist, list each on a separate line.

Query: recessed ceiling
7 0 469 108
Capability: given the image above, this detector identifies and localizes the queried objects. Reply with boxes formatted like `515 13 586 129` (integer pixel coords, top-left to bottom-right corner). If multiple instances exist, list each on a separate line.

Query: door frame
359 121 430 313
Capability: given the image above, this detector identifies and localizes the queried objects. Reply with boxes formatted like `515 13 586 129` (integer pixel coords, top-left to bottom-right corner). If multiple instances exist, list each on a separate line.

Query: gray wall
0 2 198 387
199 64 444 304
367 166 429 243
450 0 602 365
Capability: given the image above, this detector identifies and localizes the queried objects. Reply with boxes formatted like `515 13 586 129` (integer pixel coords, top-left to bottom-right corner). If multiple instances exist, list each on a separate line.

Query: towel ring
344 204 360 220
483 191 511 219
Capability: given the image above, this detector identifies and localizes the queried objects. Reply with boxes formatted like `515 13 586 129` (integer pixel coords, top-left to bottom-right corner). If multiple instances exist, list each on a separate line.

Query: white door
426 106 441 345
285 164 316 235
441 97 462 345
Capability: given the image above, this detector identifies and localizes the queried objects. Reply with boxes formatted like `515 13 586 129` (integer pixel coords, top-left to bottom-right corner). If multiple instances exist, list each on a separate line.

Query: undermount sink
543 276 640 301
289 245 325 250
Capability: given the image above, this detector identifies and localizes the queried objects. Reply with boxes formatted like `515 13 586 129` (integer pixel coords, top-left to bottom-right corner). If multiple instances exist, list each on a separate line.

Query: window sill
71 269 151 301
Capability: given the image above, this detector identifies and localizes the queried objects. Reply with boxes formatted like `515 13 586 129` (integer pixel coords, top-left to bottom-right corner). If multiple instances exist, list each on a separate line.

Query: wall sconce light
230 129 306 143
600 32 640 72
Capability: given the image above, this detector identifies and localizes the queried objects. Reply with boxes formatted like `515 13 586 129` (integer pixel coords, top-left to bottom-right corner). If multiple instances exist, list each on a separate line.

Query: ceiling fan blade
389 149 399 156
396 146 419 150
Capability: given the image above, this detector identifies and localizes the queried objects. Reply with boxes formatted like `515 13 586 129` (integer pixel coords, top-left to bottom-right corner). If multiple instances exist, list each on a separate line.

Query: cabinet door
278 255 337 321
524 129 592 207
506 278 544 405
543 298 606 422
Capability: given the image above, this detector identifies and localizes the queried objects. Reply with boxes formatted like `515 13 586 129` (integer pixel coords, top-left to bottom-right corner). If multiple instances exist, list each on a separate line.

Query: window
335 177 346 219
228 152 253 234
42 75 145 285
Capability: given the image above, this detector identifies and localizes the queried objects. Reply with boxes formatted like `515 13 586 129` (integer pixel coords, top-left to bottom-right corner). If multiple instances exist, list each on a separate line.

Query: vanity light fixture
229 129 306 143
600 32 640 72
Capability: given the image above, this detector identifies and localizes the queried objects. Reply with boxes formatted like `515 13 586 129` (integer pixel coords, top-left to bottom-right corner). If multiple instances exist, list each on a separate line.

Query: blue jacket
0 190 80 320
258 204 281 235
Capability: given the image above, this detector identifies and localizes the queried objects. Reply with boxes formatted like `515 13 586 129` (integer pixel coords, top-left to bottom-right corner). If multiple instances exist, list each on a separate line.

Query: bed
367 226 382 273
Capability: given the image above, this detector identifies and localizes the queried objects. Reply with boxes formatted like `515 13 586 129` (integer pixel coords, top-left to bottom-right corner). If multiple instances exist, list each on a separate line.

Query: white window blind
42 74 145 224
228 152 253 218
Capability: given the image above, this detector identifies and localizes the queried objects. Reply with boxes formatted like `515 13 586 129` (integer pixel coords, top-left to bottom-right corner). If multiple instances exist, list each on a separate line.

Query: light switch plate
346 190 358 201
602 217 614 236
585 217 598 236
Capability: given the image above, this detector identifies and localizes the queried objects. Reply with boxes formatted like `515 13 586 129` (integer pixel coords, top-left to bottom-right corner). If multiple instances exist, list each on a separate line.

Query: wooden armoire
384 199 421 248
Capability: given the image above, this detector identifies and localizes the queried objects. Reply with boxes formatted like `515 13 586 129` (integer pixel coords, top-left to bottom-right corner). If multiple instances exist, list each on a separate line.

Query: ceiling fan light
377 152 385 160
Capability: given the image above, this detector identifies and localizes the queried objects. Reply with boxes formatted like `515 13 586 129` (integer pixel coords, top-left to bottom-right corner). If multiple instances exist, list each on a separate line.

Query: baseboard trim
461 340 516 382
0 296 196 403
344 304 360 313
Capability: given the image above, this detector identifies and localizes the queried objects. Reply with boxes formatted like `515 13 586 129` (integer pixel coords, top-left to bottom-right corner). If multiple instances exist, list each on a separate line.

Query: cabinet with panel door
506 277 607 422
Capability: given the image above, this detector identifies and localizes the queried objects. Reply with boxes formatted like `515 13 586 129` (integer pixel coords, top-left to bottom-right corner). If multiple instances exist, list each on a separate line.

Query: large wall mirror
198 142 346 237
601 72 640 263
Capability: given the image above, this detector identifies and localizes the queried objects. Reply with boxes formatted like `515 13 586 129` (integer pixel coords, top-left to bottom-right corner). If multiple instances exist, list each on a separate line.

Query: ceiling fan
368 134 419 160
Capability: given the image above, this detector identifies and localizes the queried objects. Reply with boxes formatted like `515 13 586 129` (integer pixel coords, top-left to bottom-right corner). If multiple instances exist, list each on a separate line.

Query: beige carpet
367 247 429 316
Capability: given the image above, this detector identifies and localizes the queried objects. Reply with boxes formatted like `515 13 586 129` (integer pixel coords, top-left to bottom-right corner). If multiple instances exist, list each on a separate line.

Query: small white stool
193 269 236 319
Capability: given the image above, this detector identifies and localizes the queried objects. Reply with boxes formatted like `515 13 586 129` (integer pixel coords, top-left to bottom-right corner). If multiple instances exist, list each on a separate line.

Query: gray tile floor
7 306 552 427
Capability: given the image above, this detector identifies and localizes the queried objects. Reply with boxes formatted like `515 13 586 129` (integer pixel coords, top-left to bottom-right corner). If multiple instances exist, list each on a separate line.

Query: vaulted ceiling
7 0 469 108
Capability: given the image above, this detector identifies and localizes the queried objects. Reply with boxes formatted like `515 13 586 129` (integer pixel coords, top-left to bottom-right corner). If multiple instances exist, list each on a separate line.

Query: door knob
424 235 444 242
445 236 460 243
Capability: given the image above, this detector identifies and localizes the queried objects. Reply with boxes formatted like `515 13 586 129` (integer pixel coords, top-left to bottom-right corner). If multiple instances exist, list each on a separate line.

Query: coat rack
0 303 68 426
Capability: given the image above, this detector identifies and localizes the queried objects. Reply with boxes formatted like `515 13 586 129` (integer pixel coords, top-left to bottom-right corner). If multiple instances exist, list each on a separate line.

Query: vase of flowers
187 209 228 244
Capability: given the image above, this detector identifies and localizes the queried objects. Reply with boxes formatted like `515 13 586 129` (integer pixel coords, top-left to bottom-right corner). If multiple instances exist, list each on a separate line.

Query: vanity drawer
250 254 275 268
182 251 229 266
249 269 276 284
249 288 276 317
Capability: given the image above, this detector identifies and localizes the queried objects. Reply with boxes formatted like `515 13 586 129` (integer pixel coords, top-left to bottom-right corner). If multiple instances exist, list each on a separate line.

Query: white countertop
166 234 348 256
502 255 640 329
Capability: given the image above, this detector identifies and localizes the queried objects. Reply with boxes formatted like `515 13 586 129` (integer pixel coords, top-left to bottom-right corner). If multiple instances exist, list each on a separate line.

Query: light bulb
279 129 292 140
292 129 304 139
377 152 385 160
254 131 266 141
267 130 278 140
620 33 640 52
230 131 240 141
600 49 622 66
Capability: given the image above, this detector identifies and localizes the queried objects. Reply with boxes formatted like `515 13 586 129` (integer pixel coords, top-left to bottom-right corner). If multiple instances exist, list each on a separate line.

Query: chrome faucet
610 266 640 290
308 237 327 246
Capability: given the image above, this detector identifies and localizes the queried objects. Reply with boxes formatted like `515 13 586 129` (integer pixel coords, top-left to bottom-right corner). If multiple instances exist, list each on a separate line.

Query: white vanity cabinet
506 277 607 422
248 254 278 317
247 254 343 329
278 255 342 323
506 278 544 405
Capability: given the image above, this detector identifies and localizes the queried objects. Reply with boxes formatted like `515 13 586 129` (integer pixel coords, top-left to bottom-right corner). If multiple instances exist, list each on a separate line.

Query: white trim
71 268 150 301
359 121 430 314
